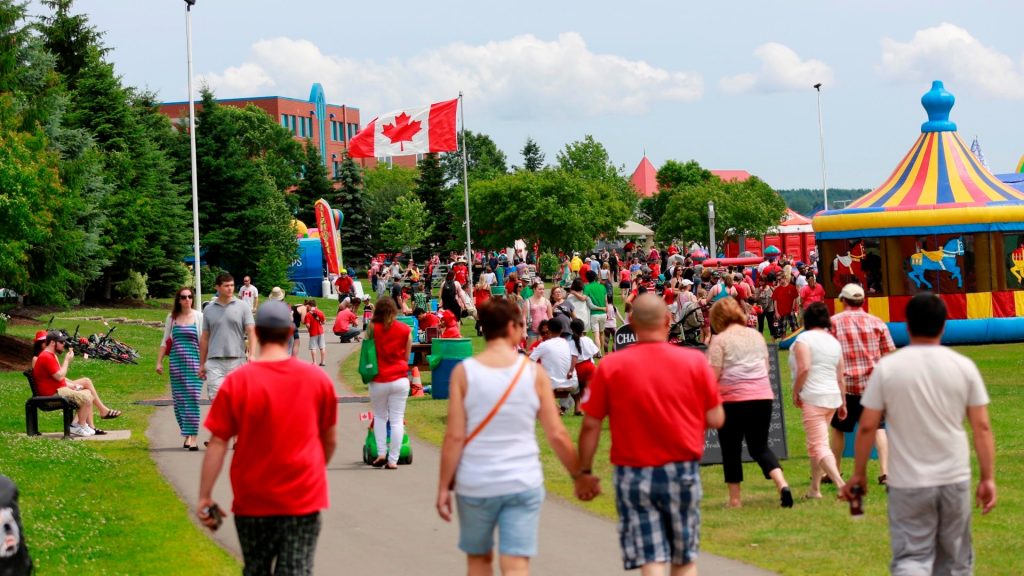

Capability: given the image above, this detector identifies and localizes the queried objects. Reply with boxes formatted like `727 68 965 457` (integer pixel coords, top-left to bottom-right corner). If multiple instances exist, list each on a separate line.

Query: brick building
159 83 416 174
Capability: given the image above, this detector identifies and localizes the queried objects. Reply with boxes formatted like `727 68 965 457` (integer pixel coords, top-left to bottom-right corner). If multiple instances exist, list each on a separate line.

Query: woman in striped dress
156 287 204 450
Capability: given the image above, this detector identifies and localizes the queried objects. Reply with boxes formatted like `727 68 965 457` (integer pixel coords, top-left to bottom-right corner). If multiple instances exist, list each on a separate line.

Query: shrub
538 252 560 280
114 271 148 301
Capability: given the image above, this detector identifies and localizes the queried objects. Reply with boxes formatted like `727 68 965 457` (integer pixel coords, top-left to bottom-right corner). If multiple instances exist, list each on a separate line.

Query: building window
333 161 340 178
281 114 288 127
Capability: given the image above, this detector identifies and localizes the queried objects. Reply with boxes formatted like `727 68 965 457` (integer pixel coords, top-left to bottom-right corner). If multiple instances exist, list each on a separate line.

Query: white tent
618 220 654 238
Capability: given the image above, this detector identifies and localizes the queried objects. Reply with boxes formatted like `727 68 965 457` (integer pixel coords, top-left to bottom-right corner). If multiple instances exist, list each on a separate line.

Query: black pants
719 400 781 484
236 512 321 576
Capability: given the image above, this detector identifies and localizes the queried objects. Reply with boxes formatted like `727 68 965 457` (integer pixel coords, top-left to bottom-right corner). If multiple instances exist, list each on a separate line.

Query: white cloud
197 33 703 119
879 23 1024 99
720 42 833 94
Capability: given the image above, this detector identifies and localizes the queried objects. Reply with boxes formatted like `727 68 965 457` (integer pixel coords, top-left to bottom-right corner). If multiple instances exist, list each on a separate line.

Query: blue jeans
457 486 545 557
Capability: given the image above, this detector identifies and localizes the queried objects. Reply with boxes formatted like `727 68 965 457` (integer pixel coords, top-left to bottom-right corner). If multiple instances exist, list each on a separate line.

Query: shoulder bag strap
464 357 530 447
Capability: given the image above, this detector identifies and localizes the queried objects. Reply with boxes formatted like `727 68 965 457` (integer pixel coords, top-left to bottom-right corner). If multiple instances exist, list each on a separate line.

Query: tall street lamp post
185 0 202 308
707 200 716 257
814 82 829 211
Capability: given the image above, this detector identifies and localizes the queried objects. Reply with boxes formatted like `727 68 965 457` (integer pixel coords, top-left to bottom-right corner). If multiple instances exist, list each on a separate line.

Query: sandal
385 463 399 470
780 487 794 508
371 457 387 468
92 428 108 436
102 409 122 419
878 474 887 486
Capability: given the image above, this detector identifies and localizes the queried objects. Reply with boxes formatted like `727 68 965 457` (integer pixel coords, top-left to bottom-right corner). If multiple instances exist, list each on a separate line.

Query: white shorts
309 334 326 350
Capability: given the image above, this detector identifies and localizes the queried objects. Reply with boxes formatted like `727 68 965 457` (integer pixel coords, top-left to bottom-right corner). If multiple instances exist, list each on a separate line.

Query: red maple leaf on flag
381 112 421 151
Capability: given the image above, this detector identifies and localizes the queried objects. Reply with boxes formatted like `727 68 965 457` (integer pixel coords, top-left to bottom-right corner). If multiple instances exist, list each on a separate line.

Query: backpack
442 280 457 304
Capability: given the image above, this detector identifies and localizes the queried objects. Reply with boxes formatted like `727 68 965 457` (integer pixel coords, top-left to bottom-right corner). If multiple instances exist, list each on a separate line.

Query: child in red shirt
440 309 461 338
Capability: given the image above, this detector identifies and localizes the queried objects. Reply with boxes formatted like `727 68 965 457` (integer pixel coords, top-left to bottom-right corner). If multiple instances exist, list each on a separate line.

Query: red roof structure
629 156 659 197
780 208 811 227
710 170 752 182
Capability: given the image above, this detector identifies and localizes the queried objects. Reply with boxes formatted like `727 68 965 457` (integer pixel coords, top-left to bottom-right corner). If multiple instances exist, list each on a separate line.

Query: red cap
34 330 47 342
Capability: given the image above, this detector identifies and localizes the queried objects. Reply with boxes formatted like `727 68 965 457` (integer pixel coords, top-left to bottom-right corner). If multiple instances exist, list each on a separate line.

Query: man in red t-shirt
333 271 354 298
32 331 121 436
799 273 826 310
332 300 361 343
577 295 724 572
304 300 327 365
771 275 799 338
199 300 337 573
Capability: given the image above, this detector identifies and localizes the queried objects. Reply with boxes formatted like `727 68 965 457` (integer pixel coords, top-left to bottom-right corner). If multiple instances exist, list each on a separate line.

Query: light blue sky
39 0 1024 189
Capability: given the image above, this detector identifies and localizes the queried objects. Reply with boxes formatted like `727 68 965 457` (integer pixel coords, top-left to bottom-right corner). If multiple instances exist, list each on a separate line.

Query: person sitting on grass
440 309 462 339
31 330 122 437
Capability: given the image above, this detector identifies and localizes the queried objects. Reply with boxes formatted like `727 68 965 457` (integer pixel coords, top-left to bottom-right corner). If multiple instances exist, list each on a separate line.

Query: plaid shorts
614 461 702 570
235 512 322 576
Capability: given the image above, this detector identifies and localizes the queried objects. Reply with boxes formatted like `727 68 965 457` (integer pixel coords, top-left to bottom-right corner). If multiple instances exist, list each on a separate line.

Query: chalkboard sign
701 343 788 464
613 324 637 351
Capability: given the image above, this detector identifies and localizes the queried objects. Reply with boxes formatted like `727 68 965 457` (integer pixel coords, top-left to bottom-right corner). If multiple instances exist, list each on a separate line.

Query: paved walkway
148 329 775 575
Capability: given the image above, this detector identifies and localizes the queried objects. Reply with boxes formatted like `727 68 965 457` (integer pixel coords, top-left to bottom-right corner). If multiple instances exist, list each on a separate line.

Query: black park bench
23 369 74 439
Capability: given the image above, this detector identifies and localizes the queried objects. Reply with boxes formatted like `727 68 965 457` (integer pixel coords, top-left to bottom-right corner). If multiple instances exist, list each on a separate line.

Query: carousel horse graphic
908 237 964 289
832 241 866 289
1010 245 1024 284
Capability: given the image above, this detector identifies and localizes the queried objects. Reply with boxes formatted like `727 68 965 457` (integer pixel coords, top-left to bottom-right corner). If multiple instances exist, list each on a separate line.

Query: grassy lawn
341 284 1024 575
1 309 238 575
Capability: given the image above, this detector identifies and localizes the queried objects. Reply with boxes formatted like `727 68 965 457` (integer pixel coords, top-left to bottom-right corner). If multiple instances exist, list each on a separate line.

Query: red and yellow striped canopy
814 81 1024 239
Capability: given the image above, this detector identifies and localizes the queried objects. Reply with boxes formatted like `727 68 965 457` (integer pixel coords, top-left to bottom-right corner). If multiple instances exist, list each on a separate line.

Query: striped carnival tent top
814 81 1024 240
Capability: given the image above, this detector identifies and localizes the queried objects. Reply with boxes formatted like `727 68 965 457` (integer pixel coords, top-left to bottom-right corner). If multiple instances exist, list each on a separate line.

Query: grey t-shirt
862 345 989 489
202 297 254 358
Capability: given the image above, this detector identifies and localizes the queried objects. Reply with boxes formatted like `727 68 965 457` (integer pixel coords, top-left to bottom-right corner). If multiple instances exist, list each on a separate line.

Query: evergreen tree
183 91 301 289
334 153 371 269
294 139 334 226
520 137 545 172
415 152 452 256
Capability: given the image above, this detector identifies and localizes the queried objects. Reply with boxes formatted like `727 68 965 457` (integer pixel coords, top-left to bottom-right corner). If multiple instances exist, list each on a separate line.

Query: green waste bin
490 286 506 297
428 337 473 370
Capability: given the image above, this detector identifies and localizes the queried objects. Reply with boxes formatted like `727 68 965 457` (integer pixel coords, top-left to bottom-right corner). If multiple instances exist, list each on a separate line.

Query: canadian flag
347 99 459 158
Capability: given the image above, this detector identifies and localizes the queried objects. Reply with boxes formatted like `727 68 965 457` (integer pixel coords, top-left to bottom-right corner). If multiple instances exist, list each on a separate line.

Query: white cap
681 279 694 287
839 283 865 301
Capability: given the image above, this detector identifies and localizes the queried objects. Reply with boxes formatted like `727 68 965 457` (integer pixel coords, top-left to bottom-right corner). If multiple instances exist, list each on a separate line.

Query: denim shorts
457 485 545 557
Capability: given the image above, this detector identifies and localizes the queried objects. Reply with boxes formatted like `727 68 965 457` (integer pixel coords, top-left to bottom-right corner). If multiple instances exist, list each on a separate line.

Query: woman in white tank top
437 298 591 574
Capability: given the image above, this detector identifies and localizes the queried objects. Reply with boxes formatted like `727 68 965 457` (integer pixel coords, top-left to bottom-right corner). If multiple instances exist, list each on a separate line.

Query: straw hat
269 286 286 301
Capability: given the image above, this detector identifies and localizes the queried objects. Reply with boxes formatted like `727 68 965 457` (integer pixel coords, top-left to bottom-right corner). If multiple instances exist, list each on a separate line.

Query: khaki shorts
57 386 94 408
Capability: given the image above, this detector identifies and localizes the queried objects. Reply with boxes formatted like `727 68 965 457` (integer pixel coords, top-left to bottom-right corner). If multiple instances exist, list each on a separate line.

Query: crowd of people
21 242 997 576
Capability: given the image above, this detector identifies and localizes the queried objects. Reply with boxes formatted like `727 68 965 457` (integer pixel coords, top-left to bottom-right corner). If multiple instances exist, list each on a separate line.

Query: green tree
638 159 715 230
519 137 544 172
363 164 418 249
380 192 432 253
334 153 371 269
556 135 622 182
415 152 452 254
441 130 507 186
657 176 786 253
468 170 631 253
182 91 301 288
294 139 334 226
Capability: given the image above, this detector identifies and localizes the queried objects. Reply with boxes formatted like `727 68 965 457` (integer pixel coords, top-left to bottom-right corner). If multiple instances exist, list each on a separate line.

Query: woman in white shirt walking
437 299 591 576
790 302 847 497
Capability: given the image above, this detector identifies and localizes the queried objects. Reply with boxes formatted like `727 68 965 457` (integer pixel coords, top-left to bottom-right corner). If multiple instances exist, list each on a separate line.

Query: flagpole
459 91 474 286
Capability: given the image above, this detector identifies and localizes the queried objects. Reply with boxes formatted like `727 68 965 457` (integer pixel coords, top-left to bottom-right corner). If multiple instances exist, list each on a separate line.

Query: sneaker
70 424 87 436
77 425 96 437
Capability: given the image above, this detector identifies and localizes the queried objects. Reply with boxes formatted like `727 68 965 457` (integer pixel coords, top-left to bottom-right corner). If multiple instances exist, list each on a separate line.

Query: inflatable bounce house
812 80 1024 346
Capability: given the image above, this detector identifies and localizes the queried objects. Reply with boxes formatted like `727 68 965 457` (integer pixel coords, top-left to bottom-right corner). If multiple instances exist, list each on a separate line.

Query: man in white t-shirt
238 276 259 312
841 293 996 575
529 317 577 410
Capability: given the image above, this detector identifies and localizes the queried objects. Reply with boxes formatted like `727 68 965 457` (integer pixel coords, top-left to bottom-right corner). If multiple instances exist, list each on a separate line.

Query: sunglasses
179 294 194 300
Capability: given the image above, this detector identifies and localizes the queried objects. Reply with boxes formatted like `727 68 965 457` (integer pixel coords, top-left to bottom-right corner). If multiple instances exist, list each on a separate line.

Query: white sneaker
70 424 89 437
79 424 96 437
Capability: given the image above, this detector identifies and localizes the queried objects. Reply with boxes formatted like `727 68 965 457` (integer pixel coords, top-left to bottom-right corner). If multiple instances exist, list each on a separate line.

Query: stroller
669 299 704 348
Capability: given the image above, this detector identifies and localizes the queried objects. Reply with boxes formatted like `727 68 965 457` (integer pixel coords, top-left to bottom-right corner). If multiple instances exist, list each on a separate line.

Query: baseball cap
45 330 67 344
839 283 865 301
34 330 48 342
255 300 293 329
681 279 694 287
269 286 286 301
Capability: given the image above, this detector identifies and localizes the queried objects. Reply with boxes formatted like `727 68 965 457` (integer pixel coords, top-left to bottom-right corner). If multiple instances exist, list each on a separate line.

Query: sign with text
701 343 788 464
613 324 637 351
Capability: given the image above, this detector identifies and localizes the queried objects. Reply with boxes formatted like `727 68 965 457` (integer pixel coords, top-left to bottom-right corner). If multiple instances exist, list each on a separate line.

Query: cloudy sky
41 0 1024 189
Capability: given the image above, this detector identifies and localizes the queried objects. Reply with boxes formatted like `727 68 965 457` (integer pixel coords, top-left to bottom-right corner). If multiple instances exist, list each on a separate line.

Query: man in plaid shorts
829 283 895 484
578 294 724 574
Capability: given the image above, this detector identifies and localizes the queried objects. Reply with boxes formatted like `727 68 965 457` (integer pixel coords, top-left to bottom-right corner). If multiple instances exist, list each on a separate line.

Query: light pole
185 0 202 308
813 82 829 211
707 200 716 257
